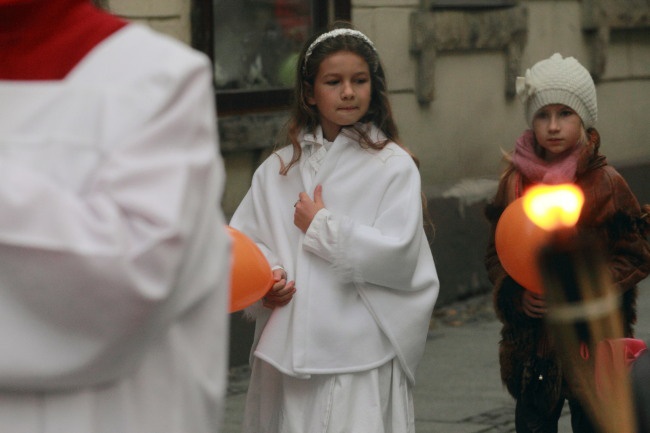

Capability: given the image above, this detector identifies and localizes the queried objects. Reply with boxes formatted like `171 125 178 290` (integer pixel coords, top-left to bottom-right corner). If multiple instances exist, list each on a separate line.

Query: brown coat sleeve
578 166 650 293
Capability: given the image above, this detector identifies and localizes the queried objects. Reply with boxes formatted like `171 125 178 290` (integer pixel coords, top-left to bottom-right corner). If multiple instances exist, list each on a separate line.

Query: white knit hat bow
516 53 597 128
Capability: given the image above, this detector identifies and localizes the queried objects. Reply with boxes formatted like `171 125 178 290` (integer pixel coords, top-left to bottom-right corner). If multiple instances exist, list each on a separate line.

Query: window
192 0 351 115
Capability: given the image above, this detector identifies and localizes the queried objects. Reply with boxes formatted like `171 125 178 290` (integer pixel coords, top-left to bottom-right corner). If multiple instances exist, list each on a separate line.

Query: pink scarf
512 129 582 184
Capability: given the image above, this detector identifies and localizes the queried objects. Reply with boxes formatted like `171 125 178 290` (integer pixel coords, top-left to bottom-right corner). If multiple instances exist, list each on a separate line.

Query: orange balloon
495 197 550 294
227 226 274 313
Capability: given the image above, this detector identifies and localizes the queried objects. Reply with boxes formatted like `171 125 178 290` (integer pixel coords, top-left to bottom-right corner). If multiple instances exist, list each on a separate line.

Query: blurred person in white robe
0 1 230 432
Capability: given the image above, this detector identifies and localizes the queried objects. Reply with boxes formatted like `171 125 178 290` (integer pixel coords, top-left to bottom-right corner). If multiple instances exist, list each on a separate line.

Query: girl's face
307 50 371 141
532 104 584 160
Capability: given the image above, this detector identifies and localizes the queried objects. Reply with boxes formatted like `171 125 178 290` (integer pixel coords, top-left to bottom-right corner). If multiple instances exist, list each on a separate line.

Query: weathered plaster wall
107 0 192 44
355 0 650 187
104 0 650 306
351 0 650 303
104 0 650 365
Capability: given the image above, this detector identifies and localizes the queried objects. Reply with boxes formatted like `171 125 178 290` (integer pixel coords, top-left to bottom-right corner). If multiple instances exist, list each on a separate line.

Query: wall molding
409 5 527 103
582 0 650 80
218 112 289 152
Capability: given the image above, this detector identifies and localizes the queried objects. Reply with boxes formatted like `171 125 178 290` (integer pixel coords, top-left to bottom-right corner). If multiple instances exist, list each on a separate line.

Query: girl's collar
300 122 386 148
300 125 324 148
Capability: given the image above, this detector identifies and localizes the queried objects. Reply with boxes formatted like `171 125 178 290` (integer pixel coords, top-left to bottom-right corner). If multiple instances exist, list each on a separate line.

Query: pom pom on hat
516 53 597 128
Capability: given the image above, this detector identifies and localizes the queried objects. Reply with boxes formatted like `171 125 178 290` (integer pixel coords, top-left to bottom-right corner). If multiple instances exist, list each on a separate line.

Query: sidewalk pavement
221 278 650 433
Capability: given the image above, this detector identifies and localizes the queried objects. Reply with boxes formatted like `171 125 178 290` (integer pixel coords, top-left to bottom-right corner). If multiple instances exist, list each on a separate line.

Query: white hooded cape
0 25 230 433
230 124 439 384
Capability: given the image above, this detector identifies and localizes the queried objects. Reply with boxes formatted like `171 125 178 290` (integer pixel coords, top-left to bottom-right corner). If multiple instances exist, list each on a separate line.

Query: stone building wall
353 0 650 303
104 0 650 308
354 0 650 186
107 0 192 44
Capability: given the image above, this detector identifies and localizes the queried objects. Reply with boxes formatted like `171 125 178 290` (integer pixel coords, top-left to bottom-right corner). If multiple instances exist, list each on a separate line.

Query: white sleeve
302 158 427 291
0 50 225 389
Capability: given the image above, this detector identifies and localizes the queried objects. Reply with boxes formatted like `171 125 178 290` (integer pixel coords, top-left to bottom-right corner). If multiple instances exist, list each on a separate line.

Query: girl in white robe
230 25 440 433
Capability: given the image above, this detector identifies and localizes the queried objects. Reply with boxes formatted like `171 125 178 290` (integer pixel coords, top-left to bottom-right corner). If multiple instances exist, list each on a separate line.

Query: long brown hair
277 22 418 174
276 22 434 239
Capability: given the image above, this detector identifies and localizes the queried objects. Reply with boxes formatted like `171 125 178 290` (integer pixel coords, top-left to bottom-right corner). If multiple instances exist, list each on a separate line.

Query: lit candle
524 184 636 433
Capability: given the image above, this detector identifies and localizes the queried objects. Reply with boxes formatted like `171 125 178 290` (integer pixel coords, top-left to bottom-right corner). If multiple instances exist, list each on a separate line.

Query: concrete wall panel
596 81 650 166
109 0 180 17
354 0 418 7
352 8 416 92
389 53 524 187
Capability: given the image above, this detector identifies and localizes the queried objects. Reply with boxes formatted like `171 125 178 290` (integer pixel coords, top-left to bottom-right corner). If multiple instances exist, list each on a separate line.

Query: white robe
0 24 230 433
230 124 439 384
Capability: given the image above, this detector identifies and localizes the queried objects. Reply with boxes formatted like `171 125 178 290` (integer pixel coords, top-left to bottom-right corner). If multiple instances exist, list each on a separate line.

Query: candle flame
523 184 584 230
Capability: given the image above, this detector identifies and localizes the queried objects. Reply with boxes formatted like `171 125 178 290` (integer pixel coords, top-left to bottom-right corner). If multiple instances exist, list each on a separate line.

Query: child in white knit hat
484 53 650 432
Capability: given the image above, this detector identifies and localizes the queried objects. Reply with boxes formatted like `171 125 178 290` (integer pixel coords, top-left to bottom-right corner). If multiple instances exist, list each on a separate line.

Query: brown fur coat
484 129 650 413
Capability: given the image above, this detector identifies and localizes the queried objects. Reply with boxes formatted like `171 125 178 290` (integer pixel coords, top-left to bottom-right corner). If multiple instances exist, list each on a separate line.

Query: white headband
303 29 376 74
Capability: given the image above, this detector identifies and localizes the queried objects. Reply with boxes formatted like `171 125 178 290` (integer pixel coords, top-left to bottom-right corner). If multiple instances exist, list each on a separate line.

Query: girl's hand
294 185 325 233
262 268 296 309
522 290 547 318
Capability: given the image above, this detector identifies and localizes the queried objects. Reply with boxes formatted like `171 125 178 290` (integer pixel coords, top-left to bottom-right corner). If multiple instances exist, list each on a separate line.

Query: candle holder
539 228 636 433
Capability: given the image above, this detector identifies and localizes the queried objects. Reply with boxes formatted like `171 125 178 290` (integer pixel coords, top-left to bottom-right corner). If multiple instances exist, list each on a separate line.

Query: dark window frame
191 0 351 116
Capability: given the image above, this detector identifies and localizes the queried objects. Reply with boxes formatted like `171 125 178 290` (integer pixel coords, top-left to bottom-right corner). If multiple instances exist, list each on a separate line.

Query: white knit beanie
516 53 597 128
